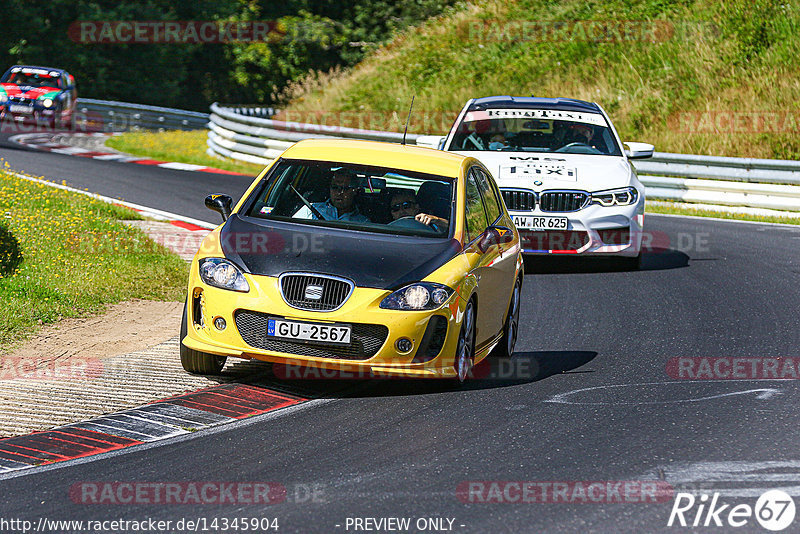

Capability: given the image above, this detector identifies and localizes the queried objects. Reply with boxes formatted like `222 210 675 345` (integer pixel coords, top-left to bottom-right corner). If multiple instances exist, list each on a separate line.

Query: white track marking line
90 154 132 161
49 147 89 155
544 381 783 405
9 132 247 176
158 162 207 171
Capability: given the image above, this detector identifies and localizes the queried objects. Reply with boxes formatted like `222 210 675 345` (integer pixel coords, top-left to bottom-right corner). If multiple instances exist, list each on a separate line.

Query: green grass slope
282 0 800 159
0 167 188 350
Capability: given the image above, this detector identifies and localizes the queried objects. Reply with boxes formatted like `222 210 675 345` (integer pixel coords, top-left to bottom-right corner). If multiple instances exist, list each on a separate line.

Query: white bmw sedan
432 96 653 269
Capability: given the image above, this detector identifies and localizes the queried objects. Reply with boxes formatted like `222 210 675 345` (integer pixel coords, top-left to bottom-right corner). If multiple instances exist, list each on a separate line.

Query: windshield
449 108 622 156
243 159 454 238
1 70 62 88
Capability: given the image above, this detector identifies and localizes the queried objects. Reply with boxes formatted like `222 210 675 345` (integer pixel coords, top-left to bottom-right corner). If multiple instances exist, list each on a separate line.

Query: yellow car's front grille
279 273 353 312
234 310 388 361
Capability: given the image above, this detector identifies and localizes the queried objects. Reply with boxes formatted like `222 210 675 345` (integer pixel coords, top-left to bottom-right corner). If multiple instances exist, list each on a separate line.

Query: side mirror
415 135 447 150
205 194 233 222
477 226 514 253
624 142 655 159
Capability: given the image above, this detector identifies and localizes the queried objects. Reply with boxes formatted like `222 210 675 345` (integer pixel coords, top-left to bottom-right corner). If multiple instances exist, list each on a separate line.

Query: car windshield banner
464 109 607 126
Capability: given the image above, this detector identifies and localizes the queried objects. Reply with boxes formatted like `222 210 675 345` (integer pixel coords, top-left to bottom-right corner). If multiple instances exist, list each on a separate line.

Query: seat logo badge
305 284 324 300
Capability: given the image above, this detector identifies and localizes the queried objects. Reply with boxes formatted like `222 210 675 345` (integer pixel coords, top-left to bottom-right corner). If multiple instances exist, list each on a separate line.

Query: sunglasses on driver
330 184 355 193
391 200 418 211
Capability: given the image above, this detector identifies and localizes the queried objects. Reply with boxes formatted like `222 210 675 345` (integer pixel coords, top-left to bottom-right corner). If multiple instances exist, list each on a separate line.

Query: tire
454 300 476 384
180 303 226 375
53 109 63 130
492 277 521 359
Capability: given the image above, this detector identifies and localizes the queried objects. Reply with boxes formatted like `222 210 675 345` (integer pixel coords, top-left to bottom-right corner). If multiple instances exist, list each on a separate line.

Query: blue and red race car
0 65 77 129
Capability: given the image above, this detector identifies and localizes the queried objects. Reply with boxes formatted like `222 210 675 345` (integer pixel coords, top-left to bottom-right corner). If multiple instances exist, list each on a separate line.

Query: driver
563 123 596 146
389 190 448 228
489 133 510 151
294 168 370 222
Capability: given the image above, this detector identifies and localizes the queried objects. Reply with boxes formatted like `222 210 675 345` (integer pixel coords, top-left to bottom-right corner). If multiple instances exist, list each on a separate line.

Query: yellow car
180 139 523 382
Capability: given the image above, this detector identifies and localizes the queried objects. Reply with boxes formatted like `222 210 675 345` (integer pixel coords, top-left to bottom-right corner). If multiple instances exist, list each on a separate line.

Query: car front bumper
181 269 470 379
0 105 59 125
511 201 645 256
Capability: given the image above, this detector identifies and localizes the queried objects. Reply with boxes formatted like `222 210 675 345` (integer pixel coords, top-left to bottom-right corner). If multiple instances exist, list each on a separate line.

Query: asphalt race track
0 133 255 224
1 133 799 533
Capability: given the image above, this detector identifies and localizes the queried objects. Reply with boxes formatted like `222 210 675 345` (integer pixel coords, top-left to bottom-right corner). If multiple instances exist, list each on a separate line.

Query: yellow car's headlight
199 258 250 292
380 282 453 311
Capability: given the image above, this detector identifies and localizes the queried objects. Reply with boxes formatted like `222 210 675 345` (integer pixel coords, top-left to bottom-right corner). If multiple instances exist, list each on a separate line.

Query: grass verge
106 130 265 176
647 201 800 225
0 165 189 352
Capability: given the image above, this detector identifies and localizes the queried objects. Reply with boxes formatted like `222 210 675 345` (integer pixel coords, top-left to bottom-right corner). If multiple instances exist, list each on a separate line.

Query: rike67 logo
668 490 796 531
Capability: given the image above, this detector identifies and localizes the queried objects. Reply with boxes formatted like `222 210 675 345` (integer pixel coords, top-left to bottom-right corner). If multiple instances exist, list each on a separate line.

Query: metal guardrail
221 106 276 118
207 104 800 213
77 98 208 132
632 153 800 212
633 153 800 185
639 175 800 212
207 102 421 166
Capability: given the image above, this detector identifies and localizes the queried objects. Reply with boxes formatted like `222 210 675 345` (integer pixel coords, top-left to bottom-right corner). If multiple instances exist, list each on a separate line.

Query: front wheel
52 108 63 130
492 277 521 358
180 303 226 375
454 300 476 384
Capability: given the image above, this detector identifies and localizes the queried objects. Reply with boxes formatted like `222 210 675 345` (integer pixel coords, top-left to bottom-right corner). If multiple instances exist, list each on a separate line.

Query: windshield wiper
289 184 326 220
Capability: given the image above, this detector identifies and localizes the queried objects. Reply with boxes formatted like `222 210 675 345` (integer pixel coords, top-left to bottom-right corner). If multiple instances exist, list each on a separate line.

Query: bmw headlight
0 94 6 103
591 187 639 207
380 282 454 311
199 258 250 292
42 98 54 108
